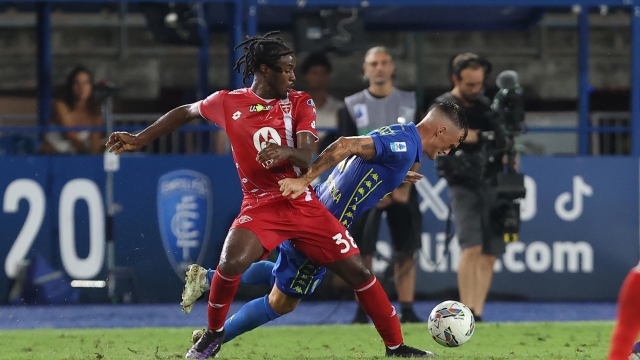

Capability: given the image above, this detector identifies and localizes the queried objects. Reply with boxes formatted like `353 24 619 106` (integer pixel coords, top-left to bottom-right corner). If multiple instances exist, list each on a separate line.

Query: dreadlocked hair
233 31 294 86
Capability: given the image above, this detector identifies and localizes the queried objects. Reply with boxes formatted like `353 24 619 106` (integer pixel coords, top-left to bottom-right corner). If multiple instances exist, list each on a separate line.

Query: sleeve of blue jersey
369 130 415 166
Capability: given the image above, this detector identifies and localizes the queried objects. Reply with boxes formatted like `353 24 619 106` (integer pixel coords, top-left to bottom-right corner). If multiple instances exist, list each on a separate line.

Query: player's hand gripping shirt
199 88 318 210
314 123 423 229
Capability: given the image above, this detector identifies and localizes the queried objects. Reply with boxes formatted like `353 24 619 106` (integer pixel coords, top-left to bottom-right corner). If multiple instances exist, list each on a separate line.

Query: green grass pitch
0 321 614 359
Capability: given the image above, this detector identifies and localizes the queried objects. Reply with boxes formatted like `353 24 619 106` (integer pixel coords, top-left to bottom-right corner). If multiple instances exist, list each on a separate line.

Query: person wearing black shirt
434 53 504 322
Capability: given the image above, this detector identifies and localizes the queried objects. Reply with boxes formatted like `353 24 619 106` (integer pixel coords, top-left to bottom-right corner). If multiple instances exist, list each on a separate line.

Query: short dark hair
433 101 468 143
233 31 293 86
300 52 332 75
450 53 492 79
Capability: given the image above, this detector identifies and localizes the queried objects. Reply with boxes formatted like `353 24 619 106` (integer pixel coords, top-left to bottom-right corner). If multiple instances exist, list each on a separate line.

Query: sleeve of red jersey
294 93 319 141
198 91 226 129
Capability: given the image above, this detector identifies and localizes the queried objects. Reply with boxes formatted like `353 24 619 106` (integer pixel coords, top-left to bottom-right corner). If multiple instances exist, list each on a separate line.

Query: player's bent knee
325 256 373 288
268 288 300 315
217 257 252 276
217 228 265 276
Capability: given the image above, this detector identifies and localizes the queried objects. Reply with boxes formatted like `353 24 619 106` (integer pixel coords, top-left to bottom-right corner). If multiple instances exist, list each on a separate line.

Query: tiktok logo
554 176 593 221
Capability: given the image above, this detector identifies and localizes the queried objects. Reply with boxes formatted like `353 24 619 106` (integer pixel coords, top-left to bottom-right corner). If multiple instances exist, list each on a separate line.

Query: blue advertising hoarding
0 155 241 303
0 155 637 302
385 157 638 301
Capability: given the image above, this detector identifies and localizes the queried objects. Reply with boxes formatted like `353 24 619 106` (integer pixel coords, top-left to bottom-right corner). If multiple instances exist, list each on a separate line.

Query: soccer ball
427 300 475 347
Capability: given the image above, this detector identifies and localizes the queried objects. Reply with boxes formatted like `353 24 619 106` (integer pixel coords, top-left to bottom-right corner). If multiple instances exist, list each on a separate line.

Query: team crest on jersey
253 127 282 152
306 99 316 107
249 104 273 112
390 142 407 152
157 170 213 282
279 101 292 114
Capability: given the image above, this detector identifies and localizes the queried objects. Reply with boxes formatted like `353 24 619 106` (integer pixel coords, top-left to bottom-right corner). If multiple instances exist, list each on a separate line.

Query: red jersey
199 88 318 210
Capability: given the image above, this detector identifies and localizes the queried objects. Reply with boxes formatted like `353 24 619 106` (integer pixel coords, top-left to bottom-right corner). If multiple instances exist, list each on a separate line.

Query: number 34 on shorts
333 231 358 253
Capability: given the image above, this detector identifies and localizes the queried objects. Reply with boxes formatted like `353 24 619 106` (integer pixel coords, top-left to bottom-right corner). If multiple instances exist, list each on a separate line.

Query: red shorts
230 198 360 265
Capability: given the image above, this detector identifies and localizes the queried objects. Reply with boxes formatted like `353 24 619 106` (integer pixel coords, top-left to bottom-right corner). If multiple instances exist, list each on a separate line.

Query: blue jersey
273 123 422 298
314 123 423 229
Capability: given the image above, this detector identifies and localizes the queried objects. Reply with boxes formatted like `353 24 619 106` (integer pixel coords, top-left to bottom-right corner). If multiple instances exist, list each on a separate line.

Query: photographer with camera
434 53 524 322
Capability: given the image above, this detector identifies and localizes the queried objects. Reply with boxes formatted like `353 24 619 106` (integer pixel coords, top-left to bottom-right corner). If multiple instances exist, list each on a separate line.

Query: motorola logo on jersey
253 127 282 152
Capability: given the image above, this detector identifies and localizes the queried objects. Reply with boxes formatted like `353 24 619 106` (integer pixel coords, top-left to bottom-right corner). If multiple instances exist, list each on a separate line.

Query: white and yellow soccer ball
427 300 475 347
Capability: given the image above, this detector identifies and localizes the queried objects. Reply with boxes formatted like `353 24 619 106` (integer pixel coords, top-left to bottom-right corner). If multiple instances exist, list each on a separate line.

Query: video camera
491 70 525 137
436 70 527 241
484 70 526 242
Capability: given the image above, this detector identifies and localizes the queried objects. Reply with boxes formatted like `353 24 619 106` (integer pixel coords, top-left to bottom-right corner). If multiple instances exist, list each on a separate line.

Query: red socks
608 267 640 360
207 268 242 330
354 276 403 347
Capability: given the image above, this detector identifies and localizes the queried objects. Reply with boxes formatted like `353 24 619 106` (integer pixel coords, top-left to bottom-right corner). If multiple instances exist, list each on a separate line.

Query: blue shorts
273 240 326 298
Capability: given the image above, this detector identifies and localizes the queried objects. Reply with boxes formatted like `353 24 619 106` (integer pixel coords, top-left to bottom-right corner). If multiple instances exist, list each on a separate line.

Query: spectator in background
299 52 343 152
39 65 104 155
338 46 424 324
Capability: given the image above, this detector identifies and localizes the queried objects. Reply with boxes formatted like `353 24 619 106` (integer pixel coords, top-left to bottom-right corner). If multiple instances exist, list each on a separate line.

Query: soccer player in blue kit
182 101 467 351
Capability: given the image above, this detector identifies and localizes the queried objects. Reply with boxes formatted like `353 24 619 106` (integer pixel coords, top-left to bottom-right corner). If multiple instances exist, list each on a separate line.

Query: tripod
98 83 143 304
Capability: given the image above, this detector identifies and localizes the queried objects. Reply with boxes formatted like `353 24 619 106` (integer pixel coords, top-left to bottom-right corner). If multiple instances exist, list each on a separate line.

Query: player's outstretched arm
279 136 375 199
304 136 376 182
105 102 201 154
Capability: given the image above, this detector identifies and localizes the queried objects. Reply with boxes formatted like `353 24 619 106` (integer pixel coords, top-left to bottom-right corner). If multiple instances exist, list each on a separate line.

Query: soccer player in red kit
106 32 434 359
608 261 640 360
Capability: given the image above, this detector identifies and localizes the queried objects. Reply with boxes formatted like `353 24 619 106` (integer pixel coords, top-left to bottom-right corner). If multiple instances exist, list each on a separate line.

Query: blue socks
223 294 281 343
206 261 275 288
